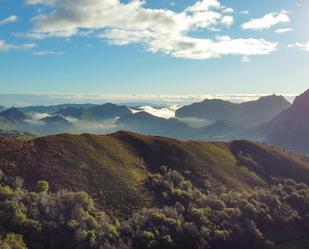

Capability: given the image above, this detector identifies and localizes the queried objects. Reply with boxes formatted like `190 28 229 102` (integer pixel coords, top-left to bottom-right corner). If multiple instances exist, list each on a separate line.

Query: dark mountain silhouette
256 89 309 154
56 103 132 121
0 107 30 122
176 95 291 128
176 99 239 121
88 103 131 120
39 115 74 135
239 94 291 126
117 112 195 139
20 103 98 114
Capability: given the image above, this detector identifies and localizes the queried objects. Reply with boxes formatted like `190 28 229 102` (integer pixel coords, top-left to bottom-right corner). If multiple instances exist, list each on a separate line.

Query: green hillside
1 131 309 216
1 131 309 249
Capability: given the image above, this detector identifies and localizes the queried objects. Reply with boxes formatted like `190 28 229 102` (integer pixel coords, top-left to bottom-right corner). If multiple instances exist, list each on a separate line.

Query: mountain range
1 90 309 155
54 103 131 120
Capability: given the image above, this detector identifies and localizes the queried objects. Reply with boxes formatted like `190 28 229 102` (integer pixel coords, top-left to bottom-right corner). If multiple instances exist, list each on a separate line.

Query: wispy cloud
275 28 292 34
22 0 277 60
32 50 63 56
0 39 36 52
241 10 290 31
288 42 309 51
0 15 18 25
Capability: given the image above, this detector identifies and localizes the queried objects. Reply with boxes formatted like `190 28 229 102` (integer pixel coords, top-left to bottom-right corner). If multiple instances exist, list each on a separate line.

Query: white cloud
31 112 50 119
223 8 234 14
241 10 290 30
0 15 18 25
289 42 309 51
147 35 277 59
275 28 292 34
185 0 220 12
32 50 63 56
0 39 36 52
221 15 233 27
23 0 277 59
242 56 250 62
131 105 180 119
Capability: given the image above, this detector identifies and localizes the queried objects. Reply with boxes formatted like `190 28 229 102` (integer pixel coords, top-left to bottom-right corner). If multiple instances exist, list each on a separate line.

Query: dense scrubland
0 132 309 249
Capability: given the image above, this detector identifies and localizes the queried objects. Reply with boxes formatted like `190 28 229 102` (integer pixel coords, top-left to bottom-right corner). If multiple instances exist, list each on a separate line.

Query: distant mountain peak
253 94 291 106
255 89 309 154
260 94 284 100
0 107 29 122
202 98 230 103
293 89 309 106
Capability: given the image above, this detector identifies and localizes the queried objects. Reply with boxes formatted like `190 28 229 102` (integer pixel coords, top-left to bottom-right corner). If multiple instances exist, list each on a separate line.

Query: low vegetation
1 166 308 249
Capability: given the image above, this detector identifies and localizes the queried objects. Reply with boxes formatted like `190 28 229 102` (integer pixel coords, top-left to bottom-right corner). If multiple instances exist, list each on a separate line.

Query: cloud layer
24 0 278 59
0 93 297 107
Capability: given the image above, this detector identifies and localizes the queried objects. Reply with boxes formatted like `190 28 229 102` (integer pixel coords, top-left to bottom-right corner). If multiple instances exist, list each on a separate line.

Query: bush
0 233 28 249
35 181 49 193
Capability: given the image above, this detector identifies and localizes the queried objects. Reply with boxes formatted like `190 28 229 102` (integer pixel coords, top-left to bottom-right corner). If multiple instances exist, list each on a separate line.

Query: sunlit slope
1 131 309 216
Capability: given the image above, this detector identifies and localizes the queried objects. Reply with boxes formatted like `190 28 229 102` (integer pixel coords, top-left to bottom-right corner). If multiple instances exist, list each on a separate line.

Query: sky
0 0 308 99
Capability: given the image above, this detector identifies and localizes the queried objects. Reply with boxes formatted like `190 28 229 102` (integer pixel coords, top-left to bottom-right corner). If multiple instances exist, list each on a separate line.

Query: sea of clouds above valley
0 93 297 107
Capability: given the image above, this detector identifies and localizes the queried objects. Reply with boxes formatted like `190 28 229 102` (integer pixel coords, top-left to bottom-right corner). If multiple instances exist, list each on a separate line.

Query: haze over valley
2 90 309 155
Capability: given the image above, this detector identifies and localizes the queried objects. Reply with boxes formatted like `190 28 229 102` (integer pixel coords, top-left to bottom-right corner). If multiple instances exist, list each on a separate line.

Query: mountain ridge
176 95 291 128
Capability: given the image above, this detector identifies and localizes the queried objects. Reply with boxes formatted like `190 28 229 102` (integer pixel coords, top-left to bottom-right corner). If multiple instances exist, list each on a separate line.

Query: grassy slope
1 131 309 217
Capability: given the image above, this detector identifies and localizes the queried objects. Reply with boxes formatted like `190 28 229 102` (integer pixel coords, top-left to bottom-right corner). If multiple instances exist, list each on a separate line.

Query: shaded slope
254 89 309 154
230 140 309 184
0 116 14 130
198 120 243 141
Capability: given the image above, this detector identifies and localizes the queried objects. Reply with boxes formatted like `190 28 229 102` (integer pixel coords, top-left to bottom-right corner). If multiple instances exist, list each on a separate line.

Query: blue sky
0 0 308 97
